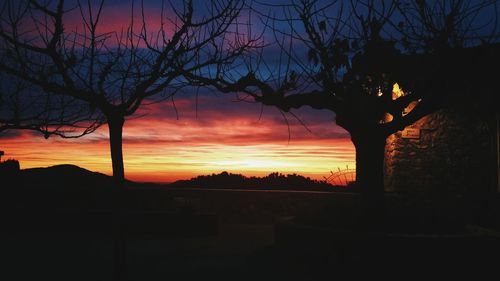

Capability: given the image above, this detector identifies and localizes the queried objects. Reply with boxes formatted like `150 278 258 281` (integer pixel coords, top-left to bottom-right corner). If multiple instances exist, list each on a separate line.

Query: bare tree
183 0 500 201
0 74 103 137
0 0 255 183
394 0 500 51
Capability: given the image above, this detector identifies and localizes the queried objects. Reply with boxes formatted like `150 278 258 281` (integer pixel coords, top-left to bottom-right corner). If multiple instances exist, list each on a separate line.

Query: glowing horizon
1 94 355 183
0 0 356 183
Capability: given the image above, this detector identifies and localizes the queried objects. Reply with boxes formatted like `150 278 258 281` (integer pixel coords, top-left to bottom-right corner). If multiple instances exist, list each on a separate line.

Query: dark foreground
2 184 500 280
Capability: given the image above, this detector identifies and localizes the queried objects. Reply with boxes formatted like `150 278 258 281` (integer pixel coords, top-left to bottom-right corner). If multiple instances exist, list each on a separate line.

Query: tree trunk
107 115 125 184
107 114 127 280
353 135 386 194
352 134 387 230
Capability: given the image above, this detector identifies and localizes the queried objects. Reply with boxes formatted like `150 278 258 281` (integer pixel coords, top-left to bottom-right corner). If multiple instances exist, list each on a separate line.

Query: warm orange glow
384 113 394 123
0 2 356 184
125 140 354 182
1 100 355 183
403 101 419 116
390 82 418 118
377 88 383 97
2 132 354 183
392 83 405 100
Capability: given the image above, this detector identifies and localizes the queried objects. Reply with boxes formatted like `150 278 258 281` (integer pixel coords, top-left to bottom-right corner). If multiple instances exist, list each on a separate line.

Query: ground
2 188 500 280
2 224 275 280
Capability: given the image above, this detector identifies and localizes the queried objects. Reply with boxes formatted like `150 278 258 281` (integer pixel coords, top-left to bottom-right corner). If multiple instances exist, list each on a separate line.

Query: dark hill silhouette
8 164 120 192
168 171 356 192
1 164 129 212
2 163 354 192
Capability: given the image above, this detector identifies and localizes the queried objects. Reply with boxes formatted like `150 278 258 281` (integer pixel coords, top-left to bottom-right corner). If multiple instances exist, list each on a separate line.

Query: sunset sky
0 0 359 183
2 0 498 183
1 91 355 183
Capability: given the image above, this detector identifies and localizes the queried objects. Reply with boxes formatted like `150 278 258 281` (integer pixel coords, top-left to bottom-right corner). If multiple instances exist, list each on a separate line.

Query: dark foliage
168 171 357 192
0 159 20 176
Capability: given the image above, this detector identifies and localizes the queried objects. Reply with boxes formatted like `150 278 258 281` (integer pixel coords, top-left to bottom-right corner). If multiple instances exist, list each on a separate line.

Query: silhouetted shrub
169 171 355 192
0 159 20 176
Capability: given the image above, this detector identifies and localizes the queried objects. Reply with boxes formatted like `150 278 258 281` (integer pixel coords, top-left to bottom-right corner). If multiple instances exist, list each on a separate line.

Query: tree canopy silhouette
169 171 344 191
183 0 500 198
0 0 256 183
0 75 103 137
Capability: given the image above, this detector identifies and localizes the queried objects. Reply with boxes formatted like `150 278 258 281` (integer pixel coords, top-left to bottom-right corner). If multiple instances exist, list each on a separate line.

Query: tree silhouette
0 0 254 183
183 0 500 201
0 75 103 137
169 171 340 191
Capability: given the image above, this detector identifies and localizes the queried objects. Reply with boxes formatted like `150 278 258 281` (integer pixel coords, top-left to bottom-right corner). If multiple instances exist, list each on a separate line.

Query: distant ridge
168 171 356 192
23 164 106 177
3 164 356 192
7 164 119 191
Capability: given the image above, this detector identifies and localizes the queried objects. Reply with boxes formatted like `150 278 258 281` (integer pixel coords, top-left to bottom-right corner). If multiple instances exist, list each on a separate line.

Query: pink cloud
2 93 355 183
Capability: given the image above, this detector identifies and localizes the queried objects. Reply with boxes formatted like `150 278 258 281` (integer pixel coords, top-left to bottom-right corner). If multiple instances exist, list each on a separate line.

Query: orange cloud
2 1 355 183
1 94 355 183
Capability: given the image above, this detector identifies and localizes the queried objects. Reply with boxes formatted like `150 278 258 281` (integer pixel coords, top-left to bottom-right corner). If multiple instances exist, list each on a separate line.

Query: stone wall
384 104 494 195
